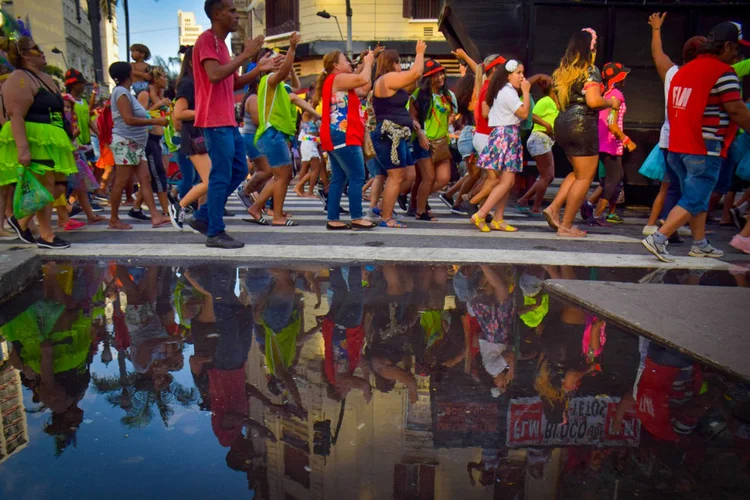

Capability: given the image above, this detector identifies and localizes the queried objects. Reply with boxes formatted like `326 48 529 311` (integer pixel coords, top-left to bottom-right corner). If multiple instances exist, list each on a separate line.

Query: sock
652 231 668 245
694 238 709 249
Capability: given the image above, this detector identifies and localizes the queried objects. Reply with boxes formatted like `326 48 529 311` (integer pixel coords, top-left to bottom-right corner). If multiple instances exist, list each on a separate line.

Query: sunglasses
29 45 44 55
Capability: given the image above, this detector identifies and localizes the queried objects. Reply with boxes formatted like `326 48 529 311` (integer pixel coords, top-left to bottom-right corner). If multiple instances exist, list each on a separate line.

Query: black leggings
145 134 168 193
599 153 624 204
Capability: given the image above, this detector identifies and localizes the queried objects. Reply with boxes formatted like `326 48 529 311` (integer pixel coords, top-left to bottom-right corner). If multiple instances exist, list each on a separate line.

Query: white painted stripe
31 243 739 270
43 224 642 243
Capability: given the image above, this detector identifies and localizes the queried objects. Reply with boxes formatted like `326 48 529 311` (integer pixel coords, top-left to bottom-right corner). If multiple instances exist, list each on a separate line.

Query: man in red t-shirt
643 22 750 263
183 0 277 249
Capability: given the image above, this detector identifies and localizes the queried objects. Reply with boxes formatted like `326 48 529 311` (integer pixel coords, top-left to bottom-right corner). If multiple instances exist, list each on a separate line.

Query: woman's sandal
415 212 438 221
243 214 269 225
351 220 377 230
272 219 299 227
326 222 351 230
542 209 560 230
470 213 490 233
489 219 518 232
557 225 587 237
379 218 406 228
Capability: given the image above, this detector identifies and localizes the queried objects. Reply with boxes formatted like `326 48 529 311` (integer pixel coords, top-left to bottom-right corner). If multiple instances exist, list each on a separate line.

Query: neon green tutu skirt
0 120 77 186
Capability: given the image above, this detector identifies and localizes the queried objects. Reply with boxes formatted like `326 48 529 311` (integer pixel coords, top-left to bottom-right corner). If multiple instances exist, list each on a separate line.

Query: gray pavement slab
0 250 40 304
544 279 750 381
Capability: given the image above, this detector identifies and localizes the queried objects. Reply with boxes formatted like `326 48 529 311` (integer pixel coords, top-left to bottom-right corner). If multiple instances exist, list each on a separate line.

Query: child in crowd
130 43 152 96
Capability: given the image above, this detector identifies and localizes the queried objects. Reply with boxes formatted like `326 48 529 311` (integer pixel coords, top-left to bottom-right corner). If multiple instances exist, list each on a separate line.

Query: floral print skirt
477 124 523 173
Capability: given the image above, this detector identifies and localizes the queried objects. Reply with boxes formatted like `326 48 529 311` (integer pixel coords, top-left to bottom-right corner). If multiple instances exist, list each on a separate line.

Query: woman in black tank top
370 42 427 228
0 36 79 249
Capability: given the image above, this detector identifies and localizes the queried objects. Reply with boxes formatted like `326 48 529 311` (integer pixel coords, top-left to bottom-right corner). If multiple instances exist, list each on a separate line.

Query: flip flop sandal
379 218 406 228
326 222 351 230
351 221 377 230
542 210 560 230
272 220 299 227
470 214 490 233
152 221 172 228
243 216 269 226
489 219 518 232
415 212 438 221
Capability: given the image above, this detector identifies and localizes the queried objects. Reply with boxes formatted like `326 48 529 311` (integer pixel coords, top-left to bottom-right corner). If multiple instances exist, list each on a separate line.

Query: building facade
178 10 203 48
233 0 456 87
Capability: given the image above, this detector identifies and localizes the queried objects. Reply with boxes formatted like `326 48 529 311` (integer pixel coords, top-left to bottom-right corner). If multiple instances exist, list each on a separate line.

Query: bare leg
527 152 555 213
470 169 500 205
476 171 509 219
369 175 386 210
181 154 211 208
134 160 169 226
382 168 406 225
721 191 736 224
415 157 435 215
647 181 670 226
306 157 322 196
559 155 599 237
109 165 133 229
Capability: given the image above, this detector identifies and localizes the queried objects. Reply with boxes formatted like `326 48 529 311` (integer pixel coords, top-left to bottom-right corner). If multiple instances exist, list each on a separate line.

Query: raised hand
521 78 531 94
289 32 301 49
243 35 265 60
649 12 666 30
416 40 427 55
451 48 467 60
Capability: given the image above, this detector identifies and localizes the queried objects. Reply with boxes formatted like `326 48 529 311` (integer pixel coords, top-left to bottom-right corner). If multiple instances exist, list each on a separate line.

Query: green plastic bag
163 117 180 153
13 165 54 218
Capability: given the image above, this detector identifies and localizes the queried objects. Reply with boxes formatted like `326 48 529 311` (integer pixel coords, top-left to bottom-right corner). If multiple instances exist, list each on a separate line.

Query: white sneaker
677 226 691 237
688 243 724 259
642 225 658 236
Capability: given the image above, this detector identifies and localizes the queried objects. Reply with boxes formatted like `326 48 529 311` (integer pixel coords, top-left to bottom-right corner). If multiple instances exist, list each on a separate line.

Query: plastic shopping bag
13 165 54 218
638 144 666 181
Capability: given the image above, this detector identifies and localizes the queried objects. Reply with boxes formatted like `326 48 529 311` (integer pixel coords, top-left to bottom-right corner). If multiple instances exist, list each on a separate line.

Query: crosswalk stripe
33 243 736 270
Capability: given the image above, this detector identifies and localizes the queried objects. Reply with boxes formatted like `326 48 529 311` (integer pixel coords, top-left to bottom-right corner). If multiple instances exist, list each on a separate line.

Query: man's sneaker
730 234 750 255
69 204 83 217
677 225 691 237
36 236 71 249
235 187 253 208
206 231 244 249
586 216 612 227
316 187 328 206
668 232 684 245
339 206 349 215
730 207 746 231
406 208 416 218
688 242 724 259
606 213 624 224
580 201 594 221
642 225 658 236
168 203 184 231
90 201 104 212
128 208 150 221
223 207 234 217
397 194 408 212
642 235 675 263
93 194 109 204
186 216 209 235
438 193 454 209
8 216 35 244
451 205 468 215
462 200 478 217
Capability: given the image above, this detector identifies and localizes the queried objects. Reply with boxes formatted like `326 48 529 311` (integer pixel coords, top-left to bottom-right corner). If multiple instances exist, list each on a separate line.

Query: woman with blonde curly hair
542 29 620 237
0 36 79 248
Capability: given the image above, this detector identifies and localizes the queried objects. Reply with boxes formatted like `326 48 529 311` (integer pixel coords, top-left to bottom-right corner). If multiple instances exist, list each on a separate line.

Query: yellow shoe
470 214 490 233
489 219 518 232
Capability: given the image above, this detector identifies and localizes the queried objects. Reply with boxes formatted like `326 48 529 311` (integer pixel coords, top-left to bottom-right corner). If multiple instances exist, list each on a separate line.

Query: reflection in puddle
0 262 748 498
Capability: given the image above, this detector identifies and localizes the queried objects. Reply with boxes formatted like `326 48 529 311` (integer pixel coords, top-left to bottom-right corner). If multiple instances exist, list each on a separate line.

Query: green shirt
520 94 535 131
531 96 559 134
413 89 457 140
74 99 91 145
255 74 297 144
733 59 750 80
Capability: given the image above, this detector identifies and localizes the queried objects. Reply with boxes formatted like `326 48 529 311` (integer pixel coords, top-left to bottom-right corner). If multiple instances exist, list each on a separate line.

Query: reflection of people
1 262 96 456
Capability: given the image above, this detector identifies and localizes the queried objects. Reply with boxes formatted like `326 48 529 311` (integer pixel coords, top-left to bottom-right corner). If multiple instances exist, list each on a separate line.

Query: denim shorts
526 130 554 157
457 126 475 159
716 133 750 193
242 131 263 161
372 123 414 170
411 137 431 162
668 140 723 215
256 126 291 168
366 157 386 177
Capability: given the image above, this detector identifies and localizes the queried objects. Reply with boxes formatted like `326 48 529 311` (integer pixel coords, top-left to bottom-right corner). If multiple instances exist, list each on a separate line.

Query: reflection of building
0 362 29 464
234 0 457 87
178 11 203 48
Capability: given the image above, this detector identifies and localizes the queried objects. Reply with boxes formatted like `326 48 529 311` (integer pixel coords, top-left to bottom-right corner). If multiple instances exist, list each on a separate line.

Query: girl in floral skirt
471 59 531 232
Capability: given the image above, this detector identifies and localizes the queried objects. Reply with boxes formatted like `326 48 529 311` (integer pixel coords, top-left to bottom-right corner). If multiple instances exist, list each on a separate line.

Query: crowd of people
0 1 749 261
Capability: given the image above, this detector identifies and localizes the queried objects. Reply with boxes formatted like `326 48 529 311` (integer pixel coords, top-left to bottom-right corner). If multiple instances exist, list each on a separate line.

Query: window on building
266 0 299 36
403 0 441 20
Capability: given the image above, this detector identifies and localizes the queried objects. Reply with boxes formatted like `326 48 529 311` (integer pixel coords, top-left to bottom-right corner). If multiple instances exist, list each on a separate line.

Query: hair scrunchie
581 28 597 51
505 59 519 73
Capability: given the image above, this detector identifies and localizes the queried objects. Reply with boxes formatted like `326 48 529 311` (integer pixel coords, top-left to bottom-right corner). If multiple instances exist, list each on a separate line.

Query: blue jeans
328 145 365 221
194 127 247 237
667 140 723 216
177 152 195 199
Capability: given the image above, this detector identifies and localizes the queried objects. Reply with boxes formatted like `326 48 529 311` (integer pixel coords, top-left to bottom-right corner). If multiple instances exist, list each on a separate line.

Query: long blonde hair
313 50 342 108
552 30 596 111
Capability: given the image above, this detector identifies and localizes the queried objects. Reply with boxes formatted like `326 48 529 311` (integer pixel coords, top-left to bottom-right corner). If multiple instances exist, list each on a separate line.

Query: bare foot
557 225 587 238
108 220 133 230
151 216 171 227
542 209 560 230
247 205 263 220
88 215 107 224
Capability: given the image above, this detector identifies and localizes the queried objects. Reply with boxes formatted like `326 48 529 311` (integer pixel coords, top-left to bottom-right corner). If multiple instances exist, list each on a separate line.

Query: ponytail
313 50 342 108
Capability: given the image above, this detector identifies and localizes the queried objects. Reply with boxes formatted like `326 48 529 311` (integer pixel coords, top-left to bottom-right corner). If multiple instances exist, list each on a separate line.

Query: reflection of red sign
507 396 640 447
436 401 498 434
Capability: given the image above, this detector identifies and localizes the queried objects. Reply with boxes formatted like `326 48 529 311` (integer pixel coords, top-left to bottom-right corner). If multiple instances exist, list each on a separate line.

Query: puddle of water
0 262 748 498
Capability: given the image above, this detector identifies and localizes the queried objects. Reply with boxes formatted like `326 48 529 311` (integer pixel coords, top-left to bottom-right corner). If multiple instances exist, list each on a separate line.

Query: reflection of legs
559 155 598 236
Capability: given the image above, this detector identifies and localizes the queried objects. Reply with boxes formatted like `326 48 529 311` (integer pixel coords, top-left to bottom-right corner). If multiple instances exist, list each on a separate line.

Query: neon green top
412 89 457 140
519 293 549 328
531 96 559 134
263 310 300 376
73 99 91 145
255 74 297 144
